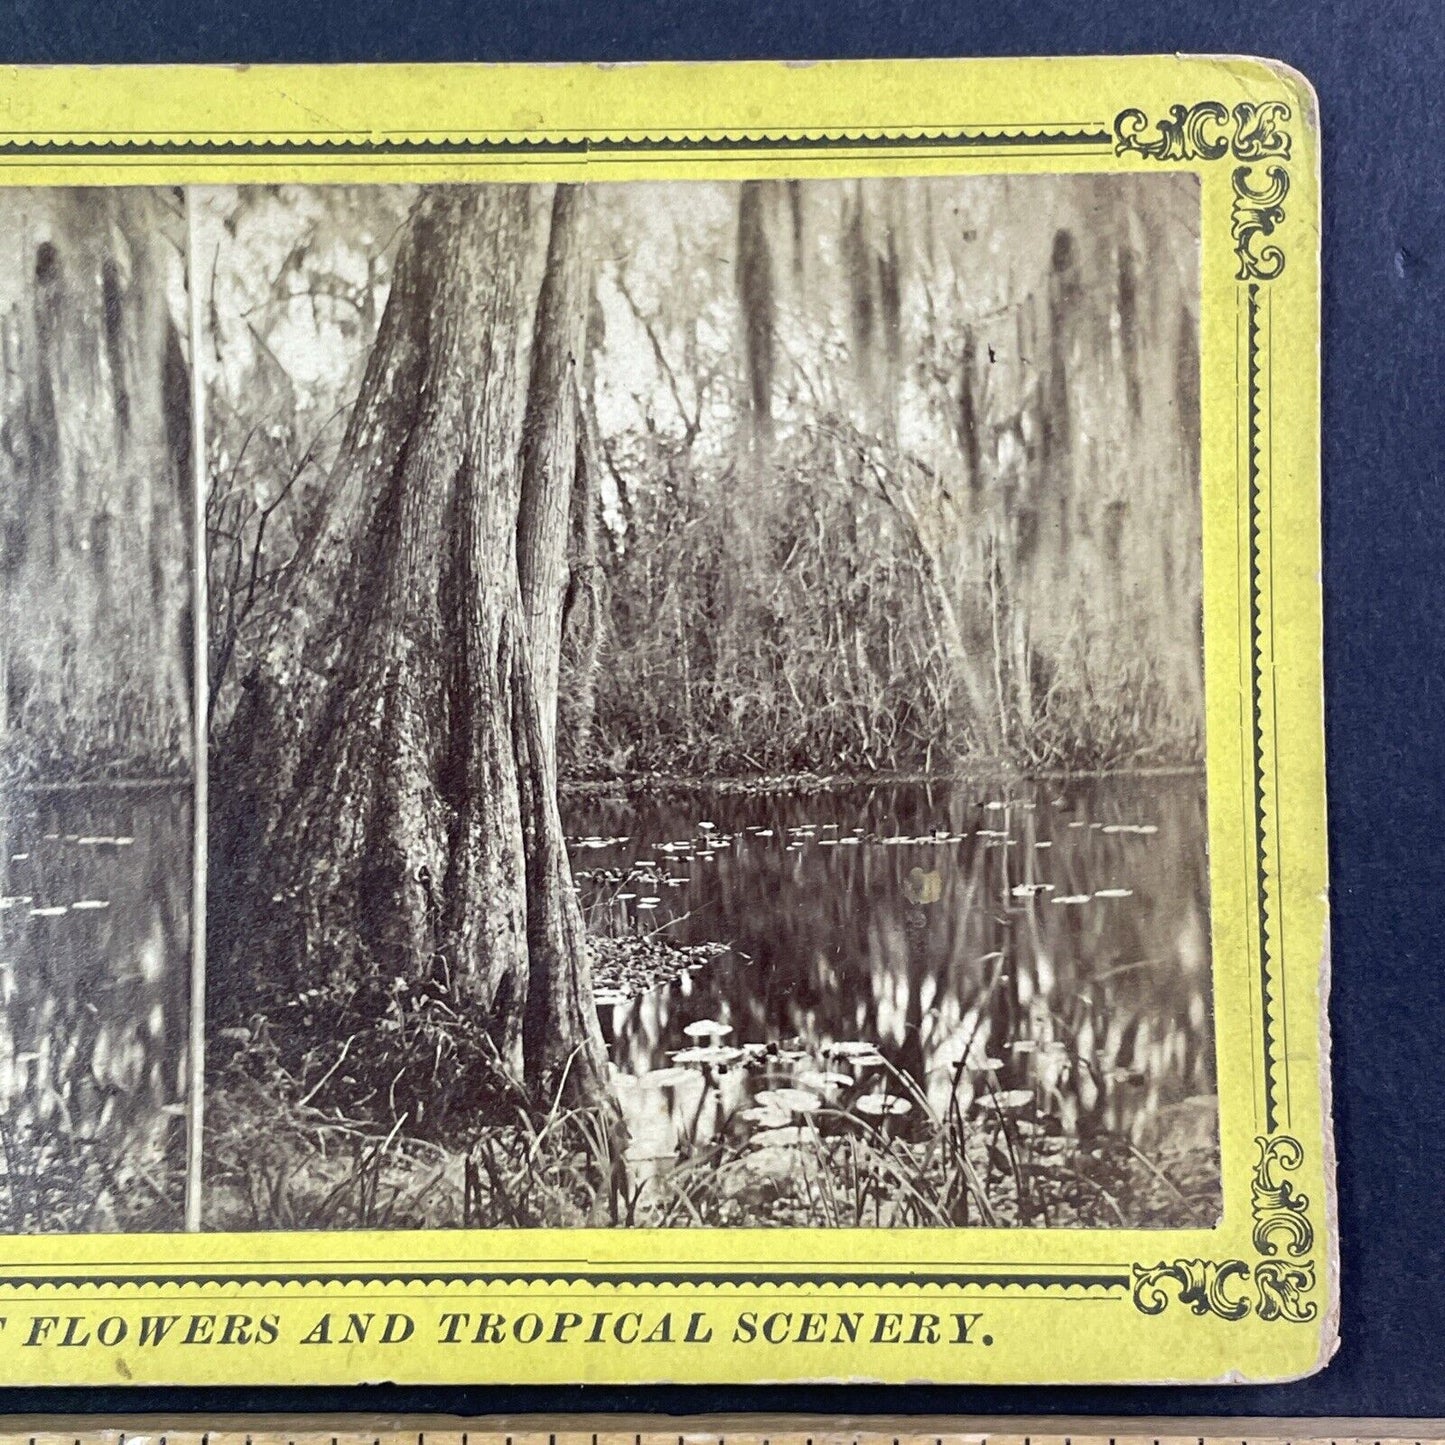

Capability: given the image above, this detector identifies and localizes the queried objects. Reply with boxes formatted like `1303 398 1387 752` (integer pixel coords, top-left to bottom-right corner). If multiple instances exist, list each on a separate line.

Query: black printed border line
0 128 1113 160
1119 103 1319 1328
0 102 1302 1316
1112 97 1293 1134
0 1269 1127 1293
1246 282 1286 1134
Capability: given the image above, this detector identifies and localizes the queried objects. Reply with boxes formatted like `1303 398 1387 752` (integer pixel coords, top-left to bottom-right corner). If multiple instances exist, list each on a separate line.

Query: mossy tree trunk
0 189 192 776
211 185 613 1116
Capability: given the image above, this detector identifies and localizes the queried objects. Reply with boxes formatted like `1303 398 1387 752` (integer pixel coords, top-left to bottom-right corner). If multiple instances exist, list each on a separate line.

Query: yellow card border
0 56 1330 1387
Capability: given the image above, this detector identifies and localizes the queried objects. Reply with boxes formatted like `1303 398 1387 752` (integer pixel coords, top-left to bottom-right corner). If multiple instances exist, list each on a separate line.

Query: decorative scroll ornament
1232 164 1290 281
1251 1133 1314 1258
1113 100 1292 163
1113 100 1294 279
1114 101 1233 161
1132 1134 1317 1322
1132 1258 1252 1321
1231 100 1293 161
1254 1260 1319 1323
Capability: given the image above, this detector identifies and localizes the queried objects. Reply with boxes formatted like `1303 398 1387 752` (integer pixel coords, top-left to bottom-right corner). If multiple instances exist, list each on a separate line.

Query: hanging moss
1043 227 1081 470
735 180 775 439
958 325 982 495
785 179 805 284
878 225 902 367
1117 244 1142 421
842 185 875 378
1176 301 1201 483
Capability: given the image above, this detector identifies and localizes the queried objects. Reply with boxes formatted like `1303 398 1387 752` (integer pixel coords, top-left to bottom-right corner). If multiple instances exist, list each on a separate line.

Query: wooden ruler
0 1420 1441 1445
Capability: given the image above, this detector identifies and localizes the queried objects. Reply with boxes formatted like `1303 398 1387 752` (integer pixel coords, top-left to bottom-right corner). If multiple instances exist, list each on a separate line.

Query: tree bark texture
517 185 590 766
211 185 611 1116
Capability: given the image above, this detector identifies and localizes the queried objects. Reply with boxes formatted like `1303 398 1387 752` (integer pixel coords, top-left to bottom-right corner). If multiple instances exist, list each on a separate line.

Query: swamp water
0 774 1216 1230
0 787 190 1231
566 774 1219 1225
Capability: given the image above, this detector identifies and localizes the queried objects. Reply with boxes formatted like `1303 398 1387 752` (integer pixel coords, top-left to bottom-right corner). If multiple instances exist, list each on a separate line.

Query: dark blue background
5 0 1441 1420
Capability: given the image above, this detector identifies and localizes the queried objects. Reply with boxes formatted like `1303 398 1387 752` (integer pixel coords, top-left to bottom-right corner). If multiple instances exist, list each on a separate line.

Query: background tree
199 183 416 728
581 173 1202 774
0 188 192 778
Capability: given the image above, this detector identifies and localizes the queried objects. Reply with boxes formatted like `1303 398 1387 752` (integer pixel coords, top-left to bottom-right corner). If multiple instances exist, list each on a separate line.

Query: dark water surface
0 786 190 1231
563 774 1216 1172
0 775 1213 1229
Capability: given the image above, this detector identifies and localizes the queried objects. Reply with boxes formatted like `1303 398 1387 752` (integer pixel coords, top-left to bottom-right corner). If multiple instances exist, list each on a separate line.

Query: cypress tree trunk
558 386 604 767
211 185 613 1116
518 185 590 765
0 189 192 776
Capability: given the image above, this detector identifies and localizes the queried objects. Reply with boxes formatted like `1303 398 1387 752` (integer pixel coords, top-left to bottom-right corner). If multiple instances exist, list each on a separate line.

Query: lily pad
671 1045 743 1066
755 1087 823 1114
979 1088 1036 1111
855 1093 912 1117
682 1019 732 1038
739 1105 793 1127
750 1126 806 1148
827 1041 886 1066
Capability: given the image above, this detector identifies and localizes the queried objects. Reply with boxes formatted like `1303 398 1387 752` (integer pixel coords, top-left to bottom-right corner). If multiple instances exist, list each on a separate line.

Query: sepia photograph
0 53 1343 1391
0 187 195 1232
197 174 1216 1232
0 174 1216 1235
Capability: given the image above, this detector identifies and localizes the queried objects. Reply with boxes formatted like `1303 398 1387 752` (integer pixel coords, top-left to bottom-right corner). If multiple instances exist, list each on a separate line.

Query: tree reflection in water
0 788 189 1232
571 774 1217 1223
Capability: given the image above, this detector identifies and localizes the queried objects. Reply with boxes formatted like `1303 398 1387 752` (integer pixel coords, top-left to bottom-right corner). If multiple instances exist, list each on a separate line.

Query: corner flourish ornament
1232 164 1290 281
1114 100 1294 279
1230 100 1292 161
1132 1258 1251 1321
1131 1134 1317 1322
1251 1133 1314 1257
1254 1260 1319 1323
1114 102 1232 161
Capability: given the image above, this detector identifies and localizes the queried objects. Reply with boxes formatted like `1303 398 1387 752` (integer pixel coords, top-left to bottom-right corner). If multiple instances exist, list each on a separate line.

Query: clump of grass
619 1048 1138 1230
208 1007 1216 1232
204 1016 468 1230
0 1105 182 1233
205 1003 626 1231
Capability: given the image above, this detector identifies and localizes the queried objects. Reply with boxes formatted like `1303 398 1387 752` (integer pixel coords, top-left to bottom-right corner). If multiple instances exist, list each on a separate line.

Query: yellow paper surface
0 55 1328 1386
